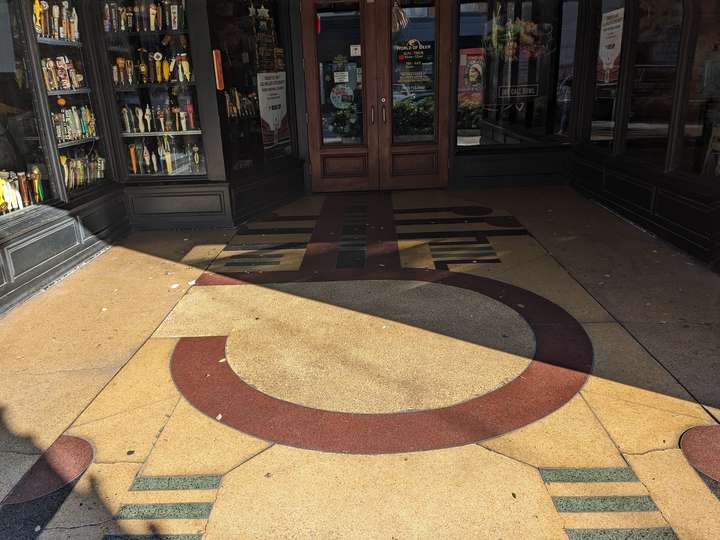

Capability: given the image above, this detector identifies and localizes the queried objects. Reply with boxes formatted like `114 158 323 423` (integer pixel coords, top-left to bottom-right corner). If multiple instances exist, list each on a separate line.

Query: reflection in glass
624 0 683 164
208 0 293 176
679 1 720 178
392 0 436 144
316 2 363 146
591 0 625 147
0 0 52 216
455 0 577 147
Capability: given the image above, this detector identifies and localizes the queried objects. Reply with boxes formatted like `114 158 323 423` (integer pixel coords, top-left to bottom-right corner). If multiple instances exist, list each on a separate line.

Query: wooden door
376 0 450 190
301 0 450 192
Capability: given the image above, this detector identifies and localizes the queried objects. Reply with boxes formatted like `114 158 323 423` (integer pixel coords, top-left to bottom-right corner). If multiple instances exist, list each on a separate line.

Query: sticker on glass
330 84 354 109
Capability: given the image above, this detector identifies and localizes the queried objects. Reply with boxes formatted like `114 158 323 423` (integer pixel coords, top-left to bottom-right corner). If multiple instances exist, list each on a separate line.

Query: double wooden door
301 0 451 192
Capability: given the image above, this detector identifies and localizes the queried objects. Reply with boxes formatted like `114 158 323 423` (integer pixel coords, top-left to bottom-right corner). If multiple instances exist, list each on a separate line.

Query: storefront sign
334 71 349 83
257 72 290 149
396 39 434 89
397 39 434 67
597 8 624 84
499 84 539 99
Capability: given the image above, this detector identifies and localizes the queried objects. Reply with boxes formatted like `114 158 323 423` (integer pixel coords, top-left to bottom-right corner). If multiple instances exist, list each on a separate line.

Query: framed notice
257 72 290 149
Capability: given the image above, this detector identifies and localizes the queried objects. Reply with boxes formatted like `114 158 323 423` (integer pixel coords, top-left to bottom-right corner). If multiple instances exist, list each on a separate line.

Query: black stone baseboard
0 187 130 315
571 155 720 269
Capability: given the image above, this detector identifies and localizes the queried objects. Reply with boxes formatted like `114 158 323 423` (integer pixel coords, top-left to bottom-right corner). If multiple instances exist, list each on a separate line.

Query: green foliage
392 97 435 136
457 102 484 129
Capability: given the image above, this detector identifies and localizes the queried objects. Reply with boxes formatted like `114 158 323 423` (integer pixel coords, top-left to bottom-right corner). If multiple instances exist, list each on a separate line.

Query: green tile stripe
116 503 213 520
566 528 679 539
103 536 203 540
541 468 638 483
130 475 223 491
553 496 658 513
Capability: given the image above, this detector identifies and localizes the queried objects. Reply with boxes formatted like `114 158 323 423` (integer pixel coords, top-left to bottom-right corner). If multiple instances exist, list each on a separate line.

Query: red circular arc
172 269 593 454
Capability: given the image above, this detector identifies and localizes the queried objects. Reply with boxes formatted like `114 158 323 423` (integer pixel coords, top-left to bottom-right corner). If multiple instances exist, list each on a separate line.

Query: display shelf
47 88 92 96
56 137 101 149
36 37 83 48
121 130 202 137
100 3 208 181
30 0 111 198
114 81 196 92
105 30 188 38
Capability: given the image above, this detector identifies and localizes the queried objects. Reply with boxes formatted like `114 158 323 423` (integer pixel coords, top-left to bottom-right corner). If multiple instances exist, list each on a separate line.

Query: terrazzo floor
1 186 719 539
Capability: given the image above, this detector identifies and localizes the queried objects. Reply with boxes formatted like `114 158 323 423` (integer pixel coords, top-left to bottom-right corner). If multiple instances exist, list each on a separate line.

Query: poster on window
458 48 485 106
597 8 624 84
396 39 434 91
257 72 290 149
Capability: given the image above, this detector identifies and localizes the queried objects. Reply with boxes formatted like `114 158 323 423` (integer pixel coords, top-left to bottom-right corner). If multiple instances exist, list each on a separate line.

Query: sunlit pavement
1 186 719 539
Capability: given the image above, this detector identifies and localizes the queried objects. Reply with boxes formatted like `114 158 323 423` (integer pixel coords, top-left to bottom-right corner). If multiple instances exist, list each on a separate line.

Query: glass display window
0 0 53 217
455 0 578 147
678 0 720 178
590 0 625 148
208 0 295 176
624 0 683 165
102 0 206 177
33 0 109 195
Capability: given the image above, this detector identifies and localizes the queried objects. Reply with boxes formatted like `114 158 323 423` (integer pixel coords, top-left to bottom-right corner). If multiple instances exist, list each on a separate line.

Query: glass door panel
391 0 436 143
316 2 364 146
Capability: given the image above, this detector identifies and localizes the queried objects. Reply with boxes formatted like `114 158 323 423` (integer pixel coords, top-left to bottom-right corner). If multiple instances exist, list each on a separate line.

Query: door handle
370 106 375 125
382 105 387 124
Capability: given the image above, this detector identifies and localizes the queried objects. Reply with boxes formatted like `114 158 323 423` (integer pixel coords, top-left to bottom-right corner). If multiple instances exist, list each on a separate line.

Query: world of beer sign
499 84 540 99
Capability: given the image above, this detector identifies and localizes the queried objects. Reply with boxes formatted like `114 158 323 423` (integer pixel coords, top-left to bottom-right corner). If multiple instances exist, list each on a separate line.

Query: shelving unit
32 0 110 196
100 1 208 179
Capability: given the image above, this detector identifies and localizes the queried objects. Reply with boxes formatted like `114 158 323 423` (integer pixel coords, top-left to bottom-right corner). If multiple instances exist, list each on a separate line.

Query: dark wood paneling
654 190 712 237
126 183 234 229
571 159 604 191
7 222 79 279
78 196 128 241
322 156 369 178
453 148 571 185
391 152 438 177
571 153 719 266
605 173 654 211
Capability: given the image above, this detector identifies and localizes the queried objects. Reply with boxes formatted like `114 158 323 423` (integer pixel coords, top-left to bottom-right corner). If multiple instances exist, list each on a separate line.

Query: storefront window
0 0 53 216
392 0 436 144
624 0 683 164
591 0 624 148
455 0 577 147
208 0 295 172
678 1 720 178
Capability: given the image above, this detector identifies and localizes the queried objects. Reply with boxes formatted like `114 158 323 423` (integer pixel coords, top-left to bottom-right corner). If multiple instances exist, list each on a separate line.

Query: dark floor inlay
565 528 678 540
553 496 658 513
541 468 639 483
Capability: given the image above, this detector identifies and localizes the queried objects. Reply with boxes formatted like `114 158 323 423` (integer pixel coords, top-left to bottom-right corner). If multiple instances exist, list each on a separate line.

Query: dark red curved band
173 269 593 454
